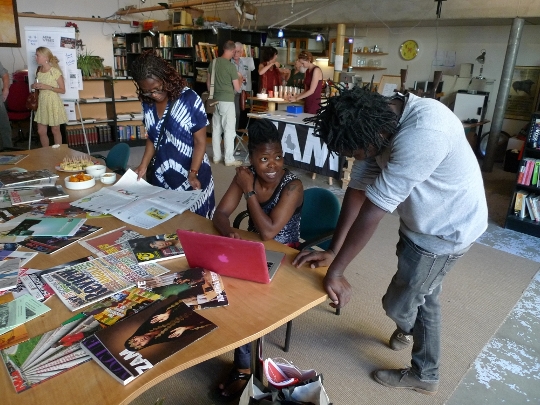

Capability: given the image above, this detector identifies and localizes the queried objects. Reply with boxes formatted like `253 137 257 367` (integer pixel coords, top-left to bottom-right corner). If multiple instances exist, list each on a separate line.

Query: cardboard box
152 20 174 32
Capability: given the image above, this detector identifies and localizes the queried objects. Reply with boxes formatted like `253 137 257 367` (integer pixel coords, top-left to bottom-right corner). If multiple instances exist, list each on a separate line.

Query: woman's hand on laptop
292 250 335 269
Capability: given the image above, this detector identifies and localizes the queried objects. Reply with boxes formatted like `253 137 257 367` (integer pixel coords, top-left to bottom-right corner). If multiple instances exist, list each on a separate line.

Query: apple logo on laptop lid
218 254 229 263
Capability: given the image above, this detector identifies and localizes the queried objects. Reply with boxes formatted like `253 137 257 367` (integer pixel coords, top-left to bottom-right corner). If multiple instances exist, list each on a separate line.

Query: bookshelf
112 34 127 78
504 111 540 237
68 78 146 153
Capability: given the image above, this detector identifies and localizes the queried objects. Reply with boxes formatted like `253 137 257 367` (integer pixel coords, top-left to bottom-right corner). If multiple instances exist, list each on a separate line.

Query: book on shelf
83 286 162 327
127 233 185 264
0 169 58 188
81 298 217 385
525 194 540 222
0 155 28 165
0 313 100 393
78 226 145 257
0 293 50 335
17 224 102 254
7 217 87 237
41 249 167 312
0 293 29 351
513 190 528 218
138 267 228 310
0 259 21 292
9 185 69 205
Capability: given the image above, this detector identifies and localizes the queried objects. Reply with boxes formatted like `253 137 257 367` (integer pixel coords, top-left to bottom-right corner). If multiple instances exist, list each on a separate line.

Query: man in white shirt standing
0 62 14 149
231 42 255 131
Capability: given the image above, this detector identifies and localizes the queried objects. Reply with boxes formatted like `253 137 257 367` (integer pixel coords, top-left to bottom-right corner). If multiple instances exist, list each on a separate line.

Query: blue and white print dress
143 87 215 219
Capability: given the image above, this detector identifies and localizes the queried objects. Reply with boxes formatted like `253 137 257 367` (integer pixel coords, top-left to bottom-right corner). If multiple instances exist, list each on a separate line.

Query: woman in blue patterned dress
131 51 215 218
211 118 304 401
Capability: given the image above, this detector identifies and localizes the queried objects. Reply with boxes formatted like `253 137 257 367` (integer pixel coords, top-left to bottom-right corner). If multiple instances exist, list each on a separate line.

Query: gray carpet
129 213 539 405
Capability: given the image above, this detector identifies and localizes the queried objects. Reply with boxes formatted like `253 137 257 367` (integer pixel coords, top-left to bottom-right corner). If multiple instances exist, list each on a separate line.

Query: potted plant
77 52 105 78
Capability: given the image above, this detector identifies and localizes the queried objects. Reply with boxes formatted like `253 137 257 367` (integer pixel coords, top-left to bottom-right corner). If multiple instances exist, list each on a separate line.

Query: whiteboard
24 26 80 101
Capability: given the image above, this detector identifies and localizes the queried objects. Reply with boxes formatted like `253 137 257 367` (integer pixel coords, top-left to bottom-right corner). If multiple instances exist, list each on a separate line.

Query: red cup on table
268 90 274 98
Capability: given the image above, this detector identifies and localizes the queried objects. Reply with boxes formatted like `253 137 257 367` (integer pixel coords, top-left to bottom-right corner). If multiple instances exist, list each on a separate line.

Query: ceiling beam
116 0 230 16
18 12 130 24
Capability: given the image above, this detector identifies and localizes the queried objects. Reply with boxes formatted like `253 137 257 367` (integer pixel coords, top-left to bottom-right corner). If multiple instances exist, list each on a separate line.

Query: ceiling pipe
268 0 342 29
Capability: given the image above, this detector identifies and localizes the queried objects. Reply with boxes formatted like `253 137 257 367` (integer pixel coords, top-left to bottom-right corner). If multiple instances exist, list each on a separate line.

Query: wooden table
1 145 328 405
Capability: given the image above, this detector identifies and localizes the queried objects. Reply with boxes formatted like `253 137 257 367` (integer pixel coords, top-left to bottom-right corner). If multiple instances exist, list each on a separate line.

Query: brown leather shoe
373 368 438 395
389 328 412 351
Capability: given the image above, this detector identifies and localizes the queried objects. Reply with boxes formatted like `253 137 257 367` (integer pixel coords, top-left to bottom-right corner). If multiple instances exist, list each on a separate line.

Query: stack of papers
70 170 203 229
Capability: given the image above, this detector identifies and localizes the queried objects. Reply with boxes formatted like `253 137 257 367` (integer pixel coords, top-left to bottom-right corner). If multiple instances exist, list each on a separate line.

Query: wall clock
399 40 419 60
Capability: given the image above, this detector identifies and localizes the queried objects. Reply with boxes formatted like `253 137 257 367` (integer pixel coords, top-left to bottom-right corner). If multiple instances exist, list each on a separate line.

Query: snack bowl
100 172 117 185
64 173 96 190
256 93 268 99
85 164 107 177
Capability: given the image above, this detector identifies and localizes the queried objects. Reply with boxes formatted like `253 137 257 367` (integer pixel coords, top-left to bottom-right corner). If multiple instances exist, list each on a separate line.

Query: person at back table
258 46 289 93
231 42 255 131
287 51 322 114
211 118 304 401
208 40 243 167
31 47 68 147
131 50 215 219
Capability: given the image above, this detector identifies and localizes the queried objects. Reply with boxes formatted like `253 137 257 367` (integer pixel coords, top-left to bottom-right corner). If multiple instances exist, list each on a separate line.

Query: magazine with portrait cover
80 297 217 385
138 267 228 310
127 233 185 264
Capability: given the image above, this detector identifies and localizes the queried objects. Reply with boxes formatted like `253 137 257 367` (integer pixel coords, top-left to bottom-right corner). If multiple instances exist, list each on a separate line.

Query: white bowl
64 175 96 190
85 165 107 177
256 93 268 99
100 172 117 185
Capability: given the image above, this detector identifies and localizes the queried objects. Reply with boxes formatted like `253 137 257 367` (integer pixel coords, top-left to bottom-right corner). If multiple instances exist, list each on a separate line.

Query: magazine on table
127 233 185 264
83 287 162 327
138 268 228 310
81 297 217 385
78 226 145 257
6 217 86 237
0 293 50 335
17 224 102 254
0 293 29 351
70 170 203 229
44 202 86 218
0 313 100 393
41 250 167 312
0 259 21 292
9 186 69 206
0 205 34 223
0 169 58 188
0 155 28 165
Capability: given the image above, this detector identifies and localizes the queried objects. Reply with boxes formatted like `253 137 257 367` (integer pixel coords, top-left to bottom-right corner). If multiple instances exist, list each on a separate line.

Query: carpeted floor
127 151 540 405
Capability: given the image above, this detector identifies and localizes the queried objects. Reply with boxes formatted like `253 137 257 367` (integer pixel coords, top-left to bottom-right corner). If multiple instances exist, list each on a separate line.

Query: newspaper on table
70 170 203 229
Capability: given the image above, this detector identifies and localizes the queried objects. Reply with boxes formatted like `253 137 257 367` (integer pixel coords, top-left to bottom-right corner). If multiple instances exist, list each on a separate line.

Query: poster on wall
504 66 540 121
0 0 21 47
24 26 80 101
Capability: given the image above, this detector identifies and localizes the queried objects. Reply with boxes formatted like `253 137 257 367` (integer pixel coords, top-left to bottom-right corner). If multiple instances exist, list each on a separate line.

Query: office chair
233 187 341 351
5 70 31 145
91 142 130 175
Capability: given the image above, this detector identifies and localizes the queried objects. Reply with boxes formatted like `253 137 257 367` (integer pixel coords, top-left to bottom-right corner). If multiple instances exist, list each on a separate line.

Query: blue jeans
234 344 251 370
382 232 466 382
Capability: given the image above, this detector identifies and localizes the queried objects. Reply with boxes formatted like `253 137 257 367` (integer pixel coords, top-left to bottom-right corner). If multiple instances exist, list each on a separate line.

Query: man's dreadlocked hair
130 50 187 103
304 86 400 156
247 119 281 155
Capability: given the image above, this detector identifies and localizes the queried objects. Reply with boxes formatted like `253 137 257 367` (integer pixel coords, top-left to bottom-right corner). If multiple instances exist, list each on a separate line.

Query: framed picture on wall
504 66 540 121
0 0 21 47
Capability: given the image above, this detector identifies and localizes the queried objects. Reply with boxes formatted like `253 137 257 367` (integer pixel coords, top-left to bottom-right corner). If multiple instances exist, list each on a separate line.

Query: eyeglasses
137 86 164 97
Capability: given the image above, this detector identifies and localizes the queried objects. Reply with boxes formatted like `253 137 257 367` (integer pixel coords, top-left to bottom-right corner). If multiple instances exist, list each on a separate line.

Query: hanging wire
369 0 434 35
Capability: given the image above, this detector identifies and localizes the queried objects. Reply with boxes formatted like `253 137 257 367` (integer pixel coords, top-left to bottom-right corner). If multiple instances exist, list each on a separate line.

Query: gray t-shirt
0 62 8 91
349 93 487 254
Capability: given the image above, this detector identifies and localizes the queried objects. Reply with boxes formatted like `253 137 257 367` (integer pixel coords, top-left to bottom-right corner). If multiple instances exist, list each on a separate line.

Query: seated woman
211 118 304 400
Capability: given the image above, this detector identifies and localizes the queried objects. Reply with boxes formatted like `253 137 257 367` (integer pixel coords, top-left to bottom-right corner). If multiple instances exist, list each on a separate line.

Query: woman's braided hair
247 118 281 155
304 85 400 155
130 50 187 103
